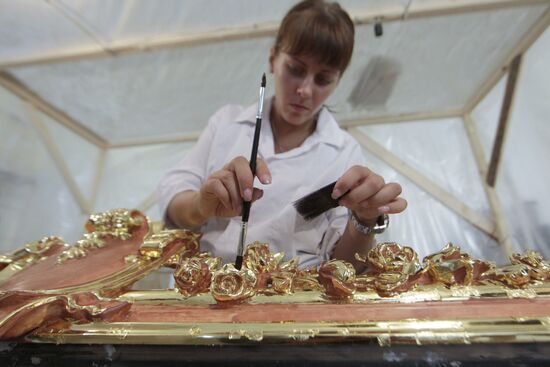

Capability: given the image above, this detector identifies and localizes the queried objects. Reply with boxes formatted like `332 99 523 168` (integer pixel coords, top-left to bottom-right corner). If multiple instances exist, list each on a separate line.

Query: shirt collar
236 96 345 150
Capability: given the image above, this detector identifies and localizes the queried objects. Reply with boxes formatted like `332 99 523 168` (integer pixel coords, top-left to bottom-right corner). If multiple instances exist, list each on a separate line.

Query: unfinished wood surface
463 113 515 256
348 127 496 238
24 103 91 215
0 71 107 148
486 54 523 187
1 0 548 69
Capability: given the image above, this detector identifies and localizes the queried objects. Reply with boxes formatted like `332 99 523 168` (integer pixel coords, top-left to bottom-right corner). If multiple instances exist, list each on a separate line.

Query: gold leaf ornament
318 260 356 299
211 264 257 304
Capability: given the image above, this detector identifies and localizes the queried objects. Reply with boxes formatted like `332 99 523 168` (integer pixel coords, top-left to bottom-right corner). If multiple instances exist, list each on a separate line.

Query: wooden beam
1 0 548 69
348 127 497 238
0 71 108 149
463 113 515 256
465 6 550 112
340 109 462 128
24 103 91 215
108 132 201 149
486 54 522 187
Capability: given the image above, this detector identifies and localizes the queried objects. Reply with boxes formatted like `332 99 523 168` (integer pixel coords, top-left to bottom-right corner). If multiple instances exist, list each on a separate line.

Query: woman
158 0 407 271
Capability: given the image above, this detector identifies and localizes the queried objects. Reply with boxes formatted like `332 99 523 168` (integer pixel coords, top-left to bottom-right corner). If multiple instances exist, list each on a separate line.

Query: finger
251 188 264 202
332 165 369 199
212 169 242 213
207 178 232 211
218 170 243 213
228 156 254 202
378 197 408 215
358 182 402 209
339 173 385 207
255 158 272 185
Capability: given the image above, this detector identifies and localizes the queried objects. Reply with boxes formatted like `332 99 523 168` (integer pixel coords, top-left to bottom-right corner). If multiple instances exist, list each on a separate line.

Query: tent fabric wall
0 1 549 264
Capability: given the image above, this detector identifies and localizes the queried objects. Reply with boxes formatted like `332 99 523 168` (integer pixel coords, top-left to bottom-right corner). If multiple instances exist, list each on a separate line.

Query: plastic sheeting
357 120 505 263
94 142 193 213
0 99 88 250
472 27 550 259
0 1 549 264
6 5 547 144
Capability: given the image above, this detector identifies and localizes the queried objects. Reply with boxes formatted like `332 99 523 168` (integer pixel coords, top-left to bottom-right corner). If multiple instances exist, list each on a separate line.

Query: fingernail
261 175 271 184
331 189 342 200
244 188 252 202
378 206 390 213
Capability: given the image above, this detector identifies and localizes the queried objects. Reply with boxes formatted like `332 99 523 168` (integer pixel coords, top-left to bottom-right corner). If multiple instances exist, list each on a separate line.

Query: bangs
277 9 354 73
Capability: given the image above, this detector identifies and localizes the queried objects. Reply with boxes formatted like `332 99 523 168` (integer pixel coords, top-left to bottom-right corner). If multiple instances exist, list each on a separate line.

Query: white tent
1 0 549 264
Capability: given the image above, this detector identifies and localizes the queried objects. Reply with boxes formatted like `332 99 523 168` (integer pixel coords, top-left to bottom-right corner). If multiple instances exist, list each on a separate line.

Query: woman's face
269 50 340 128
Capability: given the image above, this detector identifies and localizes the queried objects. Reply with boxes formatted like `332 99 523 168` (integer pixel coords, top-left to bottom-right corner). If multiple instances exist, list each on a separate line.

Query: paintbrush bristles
294 181 339 220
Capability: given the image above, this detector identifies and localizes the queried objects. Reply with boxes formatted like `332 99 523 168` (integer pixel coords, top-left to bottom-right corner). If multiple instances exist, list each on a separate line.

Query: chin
282 111 314 126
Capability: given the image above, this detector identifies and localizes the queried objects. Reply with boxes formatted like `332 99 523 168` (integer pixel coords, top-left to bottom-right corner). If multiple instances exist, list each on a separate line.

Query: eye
286 63 305 77
315 74 334 86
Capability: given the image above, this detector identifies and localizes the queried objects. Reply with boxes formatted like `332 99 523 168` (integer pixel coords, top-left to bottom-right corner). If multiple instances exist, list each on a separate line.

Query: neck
270 102 318 153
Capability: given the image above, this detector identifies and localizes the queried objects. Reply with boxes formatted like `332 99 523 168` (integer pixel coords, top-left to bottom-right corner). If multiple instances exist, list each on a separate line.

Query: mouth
290 103 309 113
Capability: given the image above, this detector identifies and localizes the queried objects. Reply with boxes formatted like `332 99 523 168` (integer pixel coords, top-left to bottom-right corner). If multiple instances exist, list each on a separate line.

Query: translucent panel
473 27 550 258
0 112 87 254
40 113 102 201
56 0 408 40
358 118 489 215
0 86 27 122
361 149 506 264
9 5 546 144
94 142 194 213
331 5 548 120
11 37 273 143
0 0 95 62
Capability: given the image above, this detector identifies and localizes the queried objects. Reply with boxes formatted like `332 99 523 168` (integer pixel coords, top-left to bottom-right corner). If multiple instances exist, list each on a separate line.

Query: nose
296 75 313 99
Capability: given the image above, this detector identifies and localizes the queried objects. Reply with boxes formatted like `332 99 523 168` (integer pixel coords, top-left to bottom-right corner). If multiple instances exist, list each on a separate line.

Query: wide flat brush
293 181 348 220
235 73 266 270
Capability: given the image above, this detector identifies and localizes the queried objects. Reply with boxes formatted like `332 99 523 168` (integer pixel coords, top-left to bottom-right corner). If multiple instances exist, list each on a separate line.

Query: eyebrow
289 55 339 75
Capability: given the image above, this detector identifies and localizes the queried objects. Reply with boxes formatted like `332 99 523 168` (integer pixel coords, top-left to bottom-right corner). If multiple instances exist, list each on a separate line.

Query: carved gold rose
423 243 494 286
318 260 356 300
211 264 257 304
510 250 550 281
174 255 221 297
364 242 420 275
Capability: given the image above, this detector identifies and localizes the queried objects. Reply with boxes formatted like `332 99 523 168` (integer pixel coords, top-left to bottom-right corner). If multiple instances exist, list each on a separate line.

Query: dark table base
2 342 550 367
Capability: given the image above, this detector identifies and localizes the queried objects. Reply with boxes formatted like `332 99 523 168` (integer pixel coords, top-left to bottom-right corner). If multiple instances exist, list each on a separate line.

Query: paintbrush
235 73 266 270
294 181 348 220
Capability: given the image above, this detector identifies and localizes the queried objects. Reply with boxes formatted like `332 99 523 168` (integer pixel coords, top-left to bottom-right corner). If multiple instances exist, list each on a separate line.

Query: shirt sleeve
317 140 367 261
156 106 228 227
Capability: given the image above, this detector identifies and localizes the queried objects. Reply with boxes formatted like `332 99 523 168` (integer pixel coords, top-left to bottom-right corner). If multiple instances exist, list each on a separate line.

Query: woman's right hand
197 156 272 219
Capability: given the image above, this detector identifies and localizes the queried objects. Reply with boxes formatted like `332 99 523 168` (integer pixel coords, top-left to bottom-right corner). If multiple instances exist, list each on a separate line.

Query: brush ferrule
256 87 265 119
237 221 248 256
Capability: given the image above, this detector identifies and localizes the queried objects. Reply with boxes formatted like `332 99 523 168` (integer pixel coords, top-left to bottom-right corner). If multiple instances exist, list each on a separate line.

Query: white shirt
157 98 366 267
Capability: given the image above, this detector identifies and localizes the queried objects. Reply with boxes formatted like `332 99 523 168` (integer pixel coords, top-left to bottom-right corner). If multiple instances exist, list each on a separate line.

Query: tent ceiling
1 0 549 146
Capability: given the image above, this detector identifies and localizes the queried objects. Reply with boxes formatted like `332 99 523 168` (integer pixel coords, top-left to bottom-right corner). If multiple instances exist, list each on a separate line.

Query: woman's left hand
331 165 407 223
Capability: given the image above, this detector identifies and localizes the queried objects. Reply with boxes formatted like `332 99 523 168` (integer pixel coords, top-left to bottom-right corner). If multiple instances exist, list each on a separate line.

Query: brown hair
273 0 355 74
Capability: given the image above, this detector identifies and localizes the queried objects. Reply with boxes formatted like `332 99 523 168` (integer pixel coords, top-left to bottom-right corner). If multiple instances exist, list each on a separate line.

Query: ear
268 48 276 73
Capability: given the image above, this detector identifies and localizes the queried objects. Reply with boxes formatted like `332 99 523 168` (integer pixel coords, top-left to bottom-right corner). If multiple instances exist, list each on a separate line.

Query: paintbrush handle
236 74 266 269
241 75 266 223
